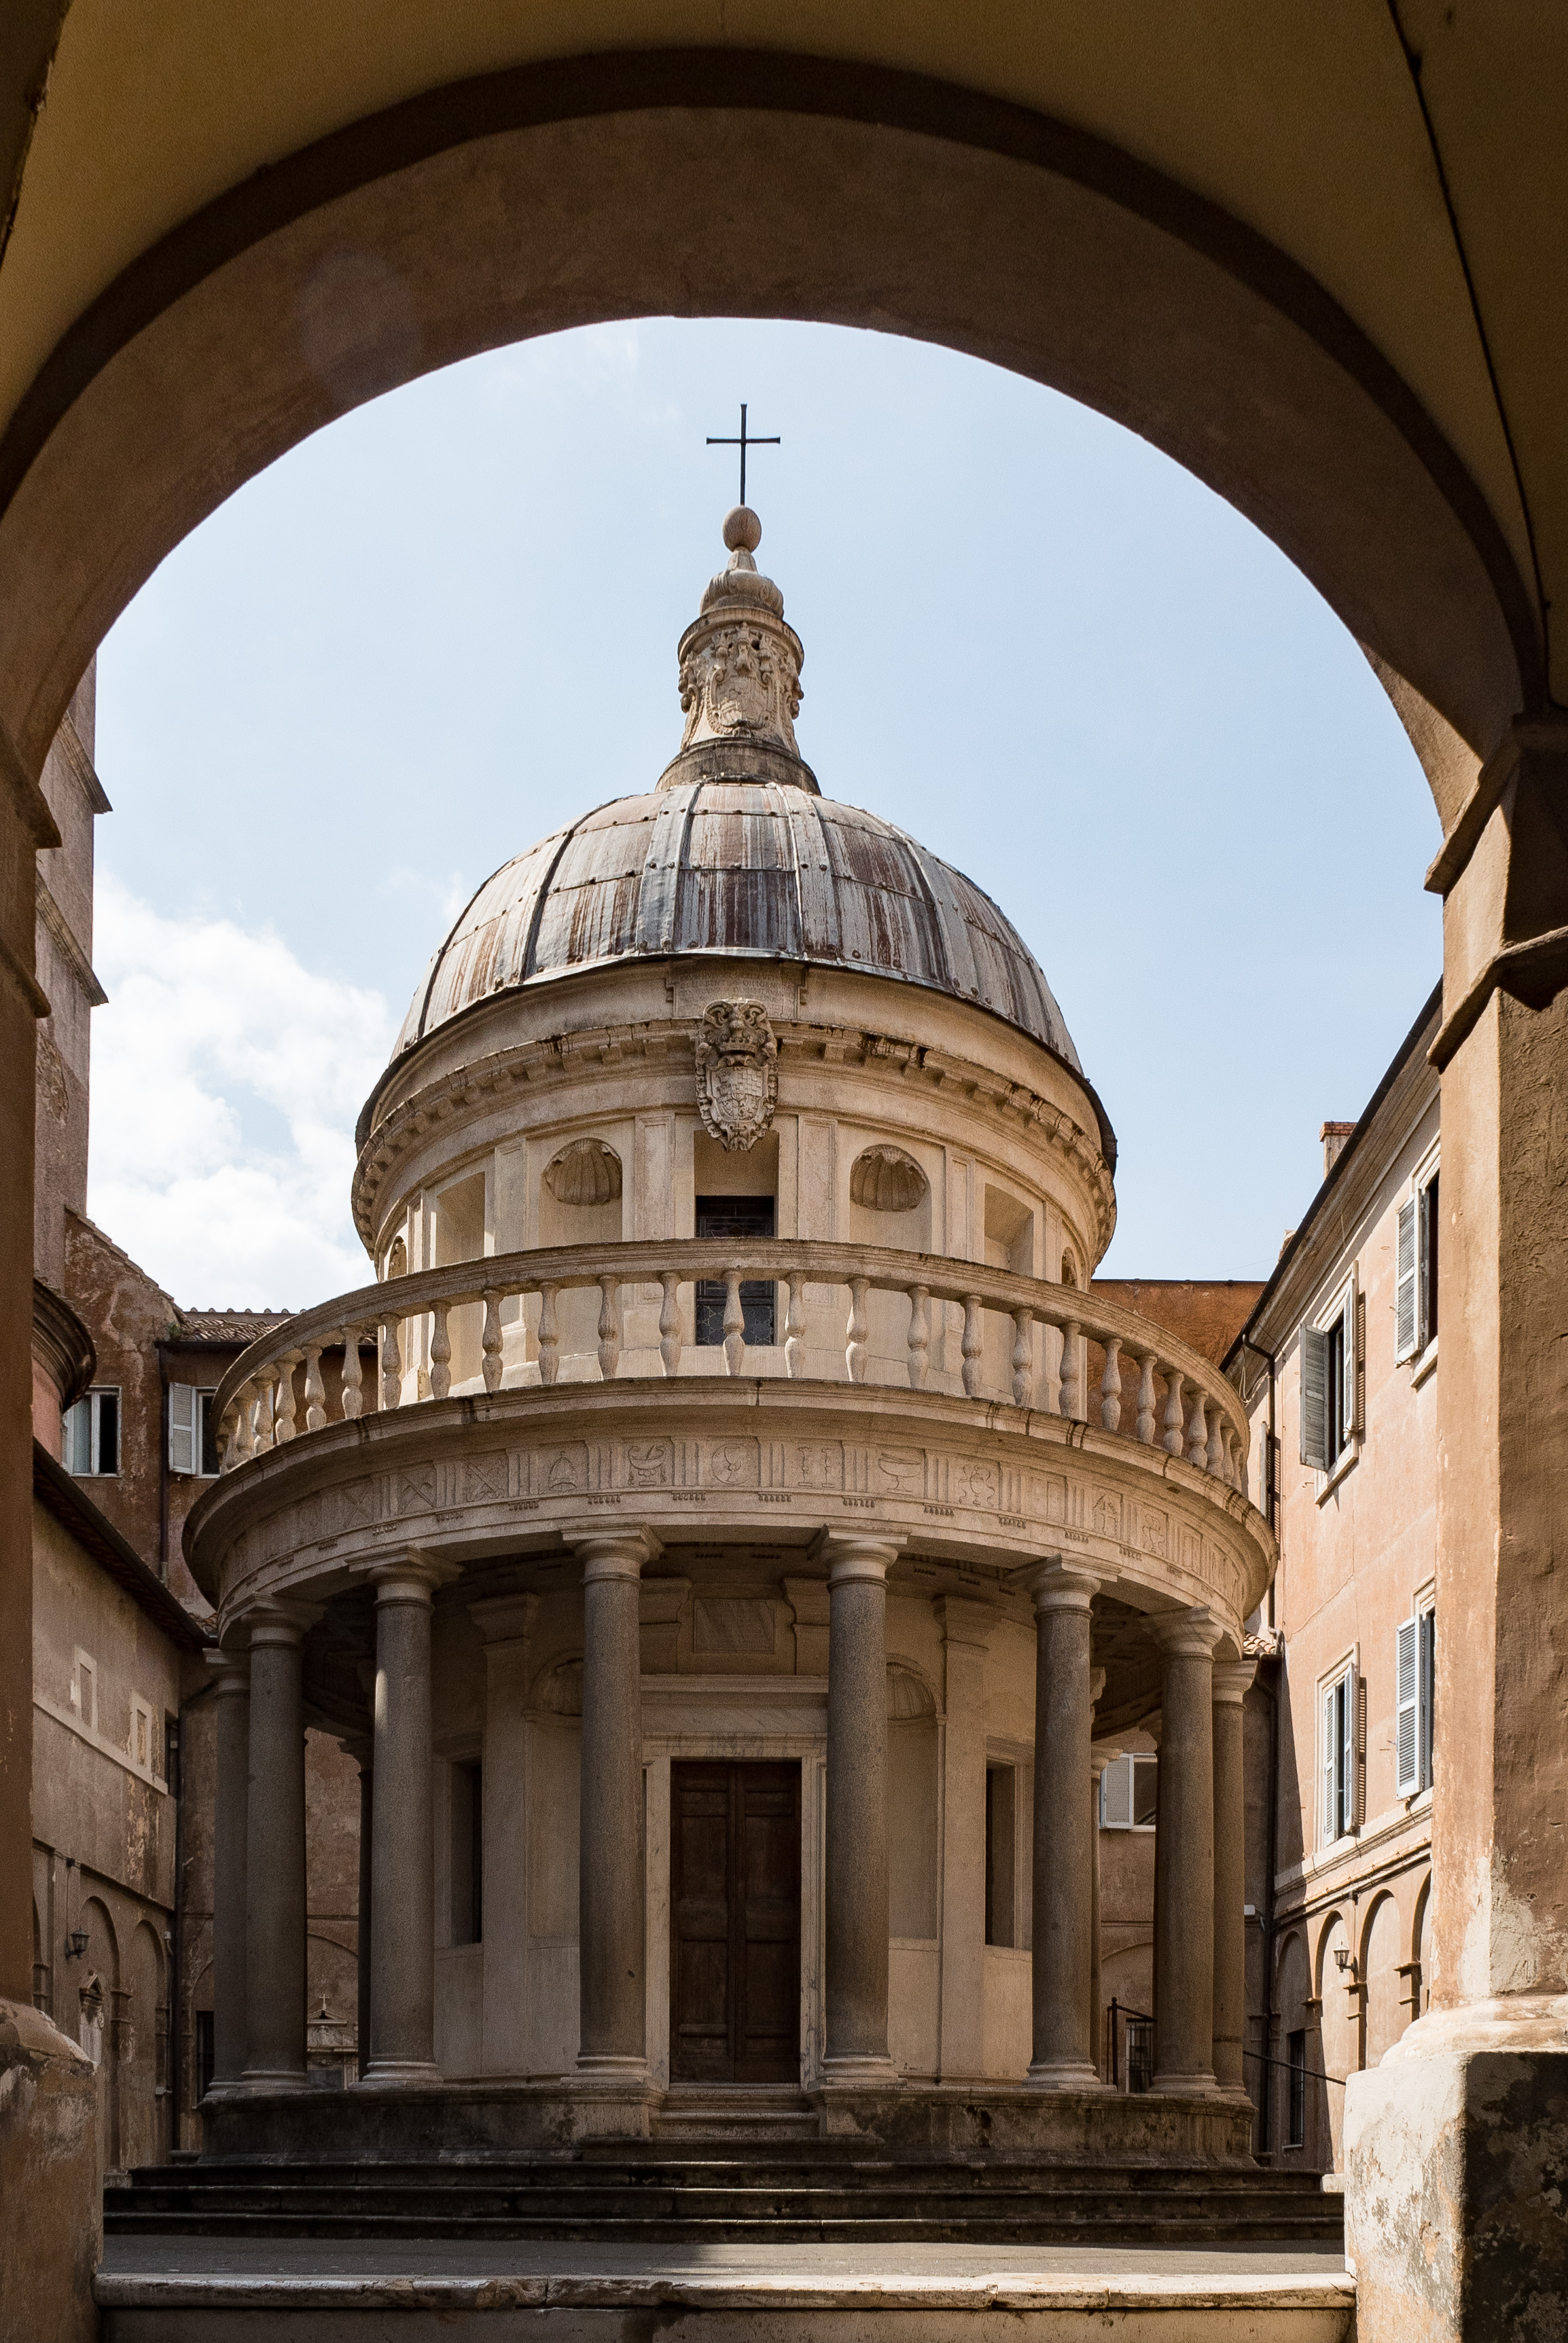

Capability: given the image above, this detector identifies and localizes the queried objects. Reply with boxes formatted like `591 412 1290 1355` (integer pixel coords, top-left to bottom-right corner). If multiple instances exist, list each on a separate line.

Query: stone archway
0 54 1536 803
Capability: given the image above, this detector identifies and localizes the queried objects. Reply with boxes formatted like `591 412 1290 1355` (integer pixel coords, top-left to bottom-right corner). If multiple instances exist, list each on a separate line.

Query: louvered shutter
1342 1276 1360 1435
1300 1327 1330 1469
1321 1681 1338 1842
1419 1608 1436 1790
1101 1756 1130 1827
1395 1200 1419 1362
168 1383 196 1474
1395 1617 1419 1793
1342 1669 1357 1830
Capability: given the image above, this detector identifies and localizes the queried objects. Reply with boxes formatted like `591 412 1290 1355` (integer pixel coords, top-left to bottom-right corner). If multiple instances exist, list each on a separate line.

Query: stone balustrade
211 1240 1250 1495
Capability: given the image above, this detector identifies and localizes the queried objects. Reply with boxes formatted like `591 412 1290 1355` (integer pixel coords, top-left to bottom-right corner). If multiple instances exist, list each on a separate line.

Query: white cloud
86 876 394 1309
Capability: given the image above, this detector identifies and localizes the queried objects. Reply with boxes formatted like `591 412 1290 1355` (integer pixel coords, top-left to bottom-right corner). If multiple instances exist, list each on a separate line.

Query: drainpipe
167 1711 183 2153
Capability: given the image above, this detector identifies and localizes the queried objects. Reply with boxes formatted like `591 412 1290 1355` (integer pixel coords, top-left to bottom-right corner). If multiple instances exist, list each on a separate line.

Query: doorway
669 1761 801 2085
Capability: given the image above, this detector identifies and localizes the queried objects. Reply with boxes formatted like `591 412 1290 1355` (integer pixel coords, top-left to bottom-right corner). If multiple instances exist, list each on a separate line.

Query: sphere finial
723 505 762 555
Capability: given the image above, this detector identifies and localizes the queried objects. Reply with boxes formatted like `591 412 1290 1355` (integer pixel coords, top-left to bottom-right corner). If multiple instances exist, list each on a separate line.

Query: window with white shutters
1395 1198 1419 1363
1395 1616 1420 1793
168 1384 219 1476
1340 1272 1360 1439
64 1388 120 1476
1300 1326 1330 1470
1321 1663 1357 1844
1420 1607 1435 1788
1099 1752 1158 1829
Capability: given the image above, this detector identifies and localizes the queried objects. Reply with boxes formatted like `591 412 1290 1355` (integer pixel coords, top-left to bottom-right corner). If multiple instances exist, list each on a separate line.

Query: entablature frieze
192 1380 1270 1656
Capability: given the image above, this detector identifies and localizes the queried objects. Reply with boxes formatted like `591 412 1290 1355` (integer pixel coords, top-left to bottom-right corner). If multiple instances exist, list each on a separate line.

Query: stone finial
675 509 805 761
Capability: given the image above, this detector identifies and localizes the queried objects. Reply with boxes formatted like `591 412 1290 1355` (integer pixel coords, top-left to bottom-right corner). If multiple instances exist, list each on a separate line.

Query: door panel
671 1760 800 2084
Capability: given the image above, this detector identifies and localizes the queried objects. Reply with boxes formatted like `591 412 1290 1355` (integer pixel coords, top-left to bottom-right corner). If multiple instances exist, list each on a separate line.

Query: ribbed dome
392 768 1081 1069
391 506 1082 1077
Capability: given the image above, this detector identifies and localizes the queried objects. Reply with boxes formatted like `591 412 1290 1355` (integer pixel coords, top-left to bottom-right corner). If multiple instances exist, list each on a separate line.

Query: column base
239 2064 308 2090
819 2054 902 2088
1152 2068 1219 2096
357 2060 443 2088
1344 1996 1568 2343
1026 2058 1105 2090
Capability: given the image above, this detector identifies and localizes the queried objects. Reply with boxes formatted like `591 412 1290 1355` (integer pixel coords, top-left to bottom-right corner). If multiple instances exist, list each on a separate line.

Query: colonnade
206 1539 1254 2102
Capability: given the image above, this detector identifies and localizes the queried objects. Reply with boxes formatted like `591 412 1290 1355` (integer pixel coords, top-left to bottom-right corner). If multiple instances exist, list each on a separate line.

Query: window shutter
1342 1668 1357 1831
1395 1617 1419 1793
1300 1326 1330 1469
63 1397 88 1474
1342 1275 1360 1435
1419 1175 1440 1349
168 1384 196 1475
1395 1200 1419 1362
1419 1607 1436 1790
1321 1681 1338 1842
1101 1756 1130 1828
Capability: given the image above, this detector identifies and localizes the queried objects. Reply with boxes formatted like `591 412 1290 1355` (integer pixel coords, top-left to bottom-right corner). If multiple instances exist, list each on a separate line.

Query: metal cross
705 404 781 507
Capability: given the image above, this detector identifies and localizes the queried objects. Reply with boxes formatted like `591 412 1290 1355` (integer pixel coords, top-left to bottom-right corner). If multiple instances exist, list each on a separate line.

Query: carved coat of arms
695 1000 778 1151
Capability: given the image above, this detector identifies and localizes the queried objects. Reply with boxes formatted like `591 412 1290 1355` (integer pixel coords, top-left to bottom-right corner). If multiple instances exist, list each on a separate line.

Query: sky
90 317 1442 1310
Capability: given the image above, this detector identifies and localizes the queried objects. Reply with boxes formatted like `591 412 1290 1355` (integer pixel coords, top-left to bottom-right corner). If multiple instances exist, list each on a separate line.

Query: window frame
1319 1652 1359 1847
1098 1749 1158 1831
1300 1268 1361 1488
64 1385 120 1477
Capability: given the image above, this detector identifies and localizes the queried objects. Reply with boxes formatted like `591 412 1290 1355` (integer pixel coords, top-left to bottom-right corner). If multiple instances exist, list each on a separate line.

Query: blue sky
91 317 1442 1308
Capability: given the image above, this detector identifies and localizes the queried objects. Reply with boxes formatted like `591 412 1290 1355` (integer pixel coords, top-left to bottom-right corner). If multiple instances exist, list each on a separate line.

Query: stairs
105 2145 1344 2248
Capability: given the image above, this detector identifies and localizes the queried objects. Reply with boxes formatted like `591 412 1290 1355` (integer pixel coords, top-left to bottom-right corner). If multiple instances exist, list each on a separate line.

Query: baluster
252 1373 276 1454
303 1343 327 1431
341 1329 364 1419
218 1403 239 1473
598 1277 622 1382
1011 1307 1035 1408
429 1306 451 1403
1135 1352 1158 1444
1186 1387 1209 1467
1041 1318 1063 1415
908 1286 931 1391
275 1355 299 1444
537 1283 560 1387
1061 1320 1083 1419
1162 1369 1186 1456
723 1270 746 1376
961 1293 983 1399
381 1319 402 1412
659 1273 682 1378
1100 1335 1123 1432
844 1277 870 1385
481 1293 503 1395
1206 1406 1226 1478
233 1386 255 1465
785 1274 806 1379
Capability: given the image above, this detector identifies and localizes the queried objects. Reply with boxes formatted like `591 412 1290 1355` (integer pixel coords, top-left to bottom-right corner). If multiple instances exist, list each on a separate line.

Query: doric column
345 1738 372 2082
936 1596 995 2079
1149 1609 1223 2094
1212 1657 1257 2096
822 1529 905 2083
363 1557 444 2085
1089 1734 1118 2079
575 1528 660 2079
242 1602 313 2088
1026 1562 1102 2088
207 1645 250 2091
469 1593 537 2075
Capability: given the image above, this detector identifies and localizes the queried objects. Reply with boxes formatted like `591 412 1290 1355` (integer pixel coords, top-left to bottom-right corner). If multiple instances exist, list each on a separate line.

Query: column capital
241 1595 321 1648
467 1591 539 1646
204 1647 250 1694
1147 1606 1224 1659
1211 1658 1258 1706
1089 1666 1106 1707
814 1527 906 1586
574 1524 663 1584
1090 1742 1122 1781
1023 1558 1099 1614
369 1549 461 1605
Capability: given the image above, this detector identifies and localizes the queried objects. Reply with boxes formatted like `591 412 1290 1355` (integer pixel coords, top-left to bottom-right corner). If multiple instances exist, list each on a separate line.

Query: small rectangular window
694 1195 777 1344
1321 1664 1357 1843
1098 1752 1158 1829
1419 1171 1440 1350
984 1764 1016 1946
450 1760 483 1946
170 1384 221 1475
64 1387 120 1476
1286 2028 1306 2147
198 1391 221 1477
73 1651 97 1732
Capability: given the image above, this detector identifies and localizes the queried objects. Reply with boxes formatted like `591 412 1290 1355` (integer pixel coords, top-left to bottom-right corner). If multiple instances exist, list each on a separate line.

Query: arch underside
0 52 1534 821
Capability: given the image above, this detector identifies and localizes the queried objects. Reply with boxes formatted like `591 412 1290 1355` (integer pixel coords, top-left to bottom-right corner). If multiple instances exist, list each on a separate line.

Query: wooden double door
669 1761 801 2085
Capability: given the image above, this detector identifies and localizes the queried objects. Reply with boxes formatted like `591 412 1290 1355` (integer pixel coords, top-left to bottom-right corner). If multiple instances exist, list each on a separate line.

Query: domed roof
391 509 1082 1076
